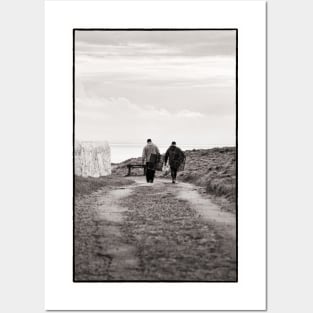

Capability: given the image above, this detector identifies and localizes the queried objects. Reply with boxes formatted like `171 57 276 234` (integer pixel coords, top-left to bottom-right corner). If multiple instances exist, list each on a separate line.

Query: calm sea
110 143 233 163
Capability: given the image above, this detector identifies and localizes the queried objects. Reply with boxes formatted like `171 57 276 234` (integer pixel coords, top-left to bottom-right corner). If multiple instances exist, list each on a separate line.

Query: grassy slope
112 147 236 212
75 175 134 196
178 147 236 212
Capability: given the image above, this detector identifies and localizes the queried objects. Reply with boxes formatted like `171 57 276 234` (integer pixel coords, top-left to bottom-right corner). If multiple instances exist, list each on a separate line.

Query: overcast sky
75 30 236 146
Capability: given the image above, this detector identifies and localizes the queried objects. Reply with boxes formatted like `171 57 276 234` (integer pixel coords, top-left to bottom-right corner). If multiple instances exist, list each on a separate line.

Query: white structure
75 141 111 177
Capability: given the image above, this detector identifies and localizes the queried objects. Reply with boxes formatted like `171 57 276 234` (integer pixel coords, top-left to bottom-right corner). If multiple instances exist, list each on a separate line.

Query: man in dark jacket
164 141 185 184
142 138 160 183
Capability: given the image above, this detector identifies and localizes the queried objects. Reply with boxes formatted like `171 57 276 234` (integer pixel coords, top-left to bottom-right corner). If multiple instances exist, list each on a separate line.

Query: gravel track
74 177 236 281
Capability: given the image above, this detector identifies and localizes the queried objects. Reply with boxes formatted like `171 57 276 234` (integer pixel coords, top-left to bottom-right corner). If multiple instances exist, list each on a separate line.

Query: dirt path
74 176 236 281
175 182 236 239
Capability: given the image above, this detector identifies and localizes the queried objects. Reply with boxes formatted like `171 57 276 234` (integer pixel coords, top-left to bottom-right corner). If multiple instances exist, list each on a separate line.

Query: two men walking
142 139 185 184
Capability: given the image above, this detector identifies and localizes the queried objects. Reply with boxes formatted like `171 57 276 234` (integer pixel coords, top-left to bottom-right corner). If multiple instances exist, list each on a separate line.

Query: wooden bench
126 164 146 176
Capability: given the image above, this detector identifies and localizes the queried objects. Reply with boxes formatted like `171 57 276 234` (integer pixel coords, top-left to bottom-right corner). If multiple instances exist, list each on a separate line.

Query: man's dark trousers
146 163 155 183
170 167 177 181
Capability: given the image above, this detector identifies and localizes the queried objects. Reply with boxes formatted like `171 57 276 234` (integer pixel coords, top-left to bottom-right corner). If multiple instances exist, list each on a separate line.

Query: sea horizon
75 140 235 163
109 142 235 163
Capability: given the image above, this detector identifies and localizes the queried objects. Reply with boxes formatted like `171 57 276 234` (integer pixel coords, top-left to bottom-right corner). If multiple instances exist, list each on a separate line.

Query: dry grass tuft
75 175 134 196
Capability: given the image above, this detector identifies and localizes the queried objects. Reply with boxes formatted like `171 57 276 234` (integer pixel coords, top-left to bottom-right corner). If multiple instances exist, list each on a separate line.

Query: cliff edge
75 141 111 177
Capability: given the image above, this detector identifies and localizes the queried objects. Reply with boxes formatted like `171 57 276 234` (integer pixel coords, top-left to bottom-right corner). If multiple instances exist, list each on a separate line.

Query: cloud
75 30 236 57
177 109 205 118
75 54 235 90
76 97 205 121
74 30 236 90
74 31 236 145
75 41 182 57
75 96 235 145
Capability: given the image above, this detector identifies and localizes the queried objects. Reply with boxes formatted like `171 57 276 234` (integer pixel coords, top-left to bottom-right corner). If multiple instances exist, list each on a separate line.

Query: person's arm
156 145 160 155
177 147 185 161
181 149 185 159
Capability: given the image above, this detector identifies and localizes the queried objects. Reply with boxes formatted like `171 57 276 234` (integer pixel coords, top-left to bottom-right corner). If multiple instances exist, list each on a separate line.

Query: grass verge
75 175 134 196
